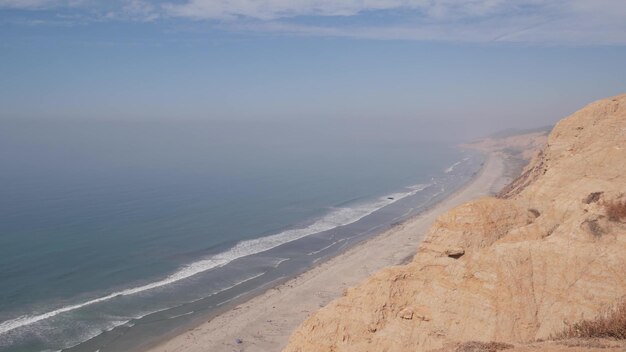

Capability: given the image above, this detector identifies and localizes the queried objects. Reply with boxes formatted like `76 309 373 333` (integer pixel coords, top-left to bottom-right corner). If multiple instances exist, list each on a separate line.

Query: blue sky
1 0 626 138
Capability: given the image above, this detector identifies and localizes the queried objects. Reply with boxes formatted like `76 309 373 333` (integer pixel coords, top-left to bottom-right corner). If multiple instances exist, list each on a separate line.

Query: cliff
284 95 626 352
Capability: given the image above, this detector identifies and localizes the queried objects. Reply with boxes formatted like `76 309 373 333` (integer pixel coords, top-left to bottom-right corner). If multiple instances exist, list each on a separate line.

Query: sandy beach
144 148 513 352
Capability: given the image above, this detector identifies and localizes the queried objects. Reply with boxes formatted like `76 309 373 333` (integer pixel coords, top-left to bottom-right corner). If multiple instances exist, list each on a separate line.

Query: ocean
0 119 483 351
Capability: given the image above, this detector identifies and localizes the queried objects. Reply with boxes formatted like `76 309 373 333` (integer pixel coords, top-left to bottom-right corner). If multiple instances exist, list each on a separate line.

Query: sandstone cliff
284 95 626 352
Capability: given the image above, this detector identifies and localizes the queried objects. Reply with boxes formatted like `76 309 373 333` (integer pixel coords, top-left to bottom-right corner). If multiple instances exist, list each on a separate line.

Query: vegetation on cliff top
557 301 626 340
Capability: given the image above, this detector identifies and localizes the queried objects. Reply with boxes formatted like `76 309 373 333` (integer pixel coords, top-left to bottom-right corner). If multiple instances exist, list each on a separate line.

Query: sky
1 0 626 140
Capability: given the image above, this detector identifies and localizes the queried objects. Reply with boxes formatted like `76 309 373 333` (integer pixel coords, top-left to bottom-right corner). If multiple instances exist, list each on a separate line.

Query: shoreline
143 150 510 352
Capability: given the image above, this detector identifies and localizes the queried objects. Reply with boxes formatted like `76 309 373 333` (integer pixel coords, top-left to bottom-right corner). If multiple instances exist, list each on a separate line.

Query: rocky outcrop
284 95 626 352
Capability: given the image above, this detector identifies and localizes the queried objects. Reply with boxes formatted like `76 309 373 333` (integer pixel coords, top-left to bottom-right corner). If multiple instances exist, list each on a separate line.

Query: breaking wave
0 183 431 336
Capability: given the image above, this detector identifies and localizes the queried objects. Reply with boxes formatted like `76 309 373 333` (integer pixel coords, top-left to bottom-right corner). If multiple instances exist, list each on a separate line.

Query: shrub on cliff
604 200 626 222
558 301 626 340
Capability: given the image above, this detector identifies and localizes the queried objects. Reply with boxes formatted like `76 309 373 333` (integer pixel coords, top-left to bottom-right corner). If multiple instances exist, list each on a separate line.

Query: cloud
163 0 520 20
104 0 160 22
0 0 160 23
161 0 626 44
0 0 86 9
2 0 625 45
0 0 56 8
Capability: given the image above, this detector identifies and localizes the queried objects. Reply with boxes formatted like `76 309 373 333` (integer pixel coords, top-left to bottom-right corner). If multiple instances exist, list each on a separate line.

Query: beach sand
145 151 510 352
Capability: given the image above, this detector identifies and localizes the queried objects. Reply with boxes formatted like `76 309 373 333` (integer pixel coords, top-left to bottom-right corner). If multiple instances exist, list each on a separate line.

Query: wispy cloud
170 0 626 45
104 0 160 22
0 0 51 8
163 0 531 20
2 0 626 45
0 0 84 10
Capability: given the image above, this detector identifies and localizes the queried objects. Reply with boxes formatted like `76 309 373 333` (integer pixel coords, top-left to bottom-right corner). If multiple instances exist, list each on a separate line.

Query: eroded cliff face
284 95 626 352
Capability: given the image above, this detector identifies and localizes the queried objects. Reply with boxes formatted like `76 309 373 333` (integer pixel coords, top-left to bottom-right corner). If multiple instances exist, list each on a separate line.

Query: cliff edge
284 95 626 352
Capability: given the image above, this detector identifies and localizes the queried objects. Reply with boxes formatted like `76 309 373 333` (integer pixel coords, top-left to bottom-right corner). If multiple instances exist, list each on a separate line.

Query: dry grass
604 200 626 222
557 301 626 340
556 338 620 349
456 341 514 352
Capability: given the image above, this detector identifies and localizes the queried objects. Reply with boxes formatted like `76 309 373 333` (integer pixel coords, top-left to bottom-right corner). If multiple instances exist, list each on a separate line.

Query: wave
306 241 340 256
215 275 285 307
271 258 289 268
211 272 265 295
167 311 194 320
0 183 430 336
444 161 461 173
52 319 130 352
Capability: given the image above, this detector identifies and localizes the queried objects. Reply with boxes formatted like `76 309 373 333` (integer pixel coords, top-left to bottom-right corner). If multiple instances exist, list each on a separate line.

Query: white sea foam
133 306 173 320
271 258 289 268
167 311 194 320
215 275 283 307
214 272 265 294
306 241 338 256
55 320 129 352
215 292 246 307
445 161 461 173
0 183 430 336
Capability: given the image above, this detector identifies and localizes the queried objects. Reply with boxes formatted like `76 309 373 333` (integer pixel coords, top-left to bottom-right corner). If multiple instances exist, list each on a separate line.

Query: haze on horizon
1 0 626 141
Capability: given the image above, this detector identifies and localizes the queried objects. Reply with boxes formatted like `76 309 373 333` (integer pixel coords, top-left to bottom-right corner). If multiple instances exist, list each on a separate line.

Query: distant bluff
284 94 626 352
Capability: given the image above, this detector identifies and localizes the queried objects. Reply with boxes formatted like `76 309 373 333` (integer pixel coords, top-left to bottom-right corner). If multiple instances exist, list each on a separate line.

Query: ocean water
0 120 483 351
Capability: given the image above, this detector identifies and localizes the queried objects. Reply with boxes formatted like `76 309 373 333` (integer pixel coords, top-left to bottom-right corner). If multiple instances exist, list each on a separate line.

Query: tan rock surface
284 95 626 352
